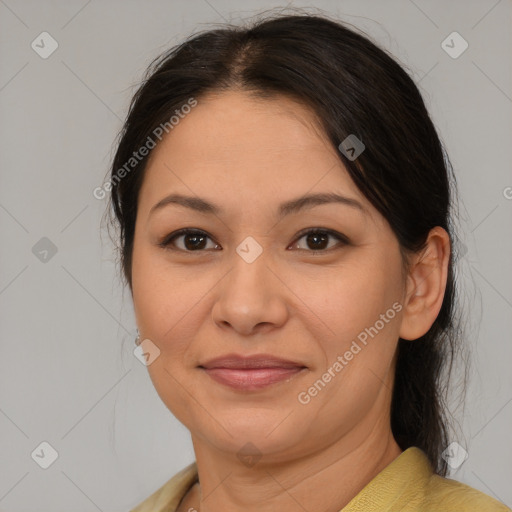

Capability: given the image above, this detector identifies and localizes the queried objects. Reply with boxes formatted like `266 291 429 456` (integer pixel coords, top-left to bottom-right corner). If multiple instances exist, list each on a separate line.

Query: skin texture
131 90 450 512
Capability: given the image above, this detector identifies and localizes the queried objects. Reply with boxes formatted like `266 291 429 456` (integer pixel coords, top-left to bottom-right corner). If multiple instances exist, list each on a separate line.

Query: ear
399 226 451 341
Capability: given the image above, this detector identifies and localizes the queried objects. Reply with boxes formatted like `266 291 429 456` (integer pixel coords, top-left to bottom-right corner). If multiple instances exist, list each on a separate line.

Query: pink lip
203 367 306 390
199 354 307 390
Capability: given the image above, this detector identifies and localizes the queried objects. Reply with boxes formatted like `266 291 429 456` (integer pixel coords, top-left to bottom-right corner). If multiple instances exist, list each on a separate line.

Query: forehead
138 90 370 218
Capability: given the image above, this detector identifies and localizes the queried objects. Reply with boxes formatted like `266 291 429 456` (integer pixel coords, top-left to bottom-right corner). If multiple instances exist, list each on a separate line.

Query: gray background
1 0 511 511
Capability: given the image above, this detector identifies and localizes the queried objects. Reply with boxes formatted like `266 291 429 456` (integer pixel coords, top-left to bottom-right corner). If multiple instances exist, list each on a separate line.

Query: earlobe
399 227 451 341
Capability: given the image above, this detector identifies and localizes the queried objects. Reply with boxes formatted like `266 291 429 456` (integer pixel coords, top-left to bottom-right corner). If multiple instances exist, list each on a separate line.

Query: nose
211 246 289 337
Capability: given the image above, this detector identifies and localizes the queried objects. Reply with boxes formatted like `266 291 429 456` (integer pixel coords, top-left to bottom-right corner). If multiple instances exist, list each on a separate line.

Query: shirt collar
340 446 433 511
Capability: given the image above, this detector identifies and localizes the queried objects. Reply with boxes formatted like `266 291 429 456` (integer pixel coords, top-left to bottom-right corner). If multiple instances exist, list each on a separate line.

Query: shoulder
129 462 198 512
423 473 511 511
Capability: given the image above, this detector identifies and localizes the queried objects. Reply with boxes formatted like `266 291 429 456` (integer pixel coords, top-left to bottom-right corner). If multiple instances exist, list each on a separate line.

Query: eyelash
158 228 349 254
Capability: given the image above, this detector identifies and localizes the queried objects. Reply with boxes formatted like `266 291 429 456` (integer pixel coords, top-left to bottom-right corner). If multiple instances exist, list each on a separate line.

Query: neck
182 414 403 512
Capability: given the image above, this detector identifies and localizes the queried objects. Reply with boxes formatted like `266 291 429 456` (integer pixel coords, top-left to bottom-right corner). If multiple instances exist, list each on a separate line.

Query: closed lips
199 355 306 369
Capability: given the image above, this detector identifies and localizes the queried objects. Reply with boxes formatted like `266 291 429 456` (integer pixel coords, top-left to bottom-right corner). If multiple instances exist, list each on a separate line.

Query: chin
197 414 305 457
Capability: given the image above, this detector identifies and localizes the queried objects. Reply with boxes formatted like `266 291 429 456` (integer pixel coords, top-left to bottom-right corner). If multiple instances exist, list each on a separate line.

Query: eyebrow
149 192 367 219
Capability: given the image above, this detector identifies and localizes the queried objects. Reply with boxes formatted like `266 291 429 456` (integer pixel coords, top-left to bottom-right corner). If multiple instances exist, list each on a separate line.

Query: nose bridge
227 234 270 295
235 234 266 266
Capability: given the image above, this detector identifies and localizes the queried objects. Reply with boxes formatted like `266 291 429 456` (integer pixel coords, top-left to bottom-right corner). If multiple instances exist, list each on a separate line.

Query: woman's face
132 90 407 462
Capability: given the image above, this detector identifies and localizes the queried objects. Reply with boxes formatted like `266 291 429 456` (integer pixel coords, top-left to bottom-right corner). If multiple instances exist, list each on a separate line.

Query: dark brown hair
105 11 466 476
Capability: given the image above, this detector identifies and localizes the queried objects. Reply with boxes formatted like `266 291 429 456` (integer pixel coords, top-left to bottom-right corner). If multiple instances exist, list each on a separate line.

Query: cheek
132 242 194 329
297 259 402 428
297 257 401 344
131 245 207 421
303 260 403 398
132 243 217 364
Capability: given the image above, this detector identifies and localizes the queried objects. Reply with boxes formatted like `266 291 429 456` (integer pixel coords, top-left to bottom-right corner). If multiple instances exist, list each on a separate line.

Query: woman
105 12 511 512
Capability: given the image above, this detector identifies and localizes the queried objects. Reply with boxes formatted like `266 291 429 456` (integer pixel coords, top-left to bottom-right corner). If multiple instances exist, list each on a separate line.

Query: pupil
307 232 328 250
185 234 206 250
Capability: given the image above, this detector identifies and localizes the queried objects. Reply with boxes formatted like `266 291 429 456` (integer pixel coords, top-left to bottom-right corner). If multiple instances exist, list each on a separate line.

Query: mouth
198 354 308 391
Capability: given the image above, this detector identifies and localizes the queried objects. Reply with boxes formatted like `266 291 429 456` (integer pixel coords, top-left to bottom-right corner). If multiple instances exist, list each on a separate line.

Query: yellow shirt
129 446 511 511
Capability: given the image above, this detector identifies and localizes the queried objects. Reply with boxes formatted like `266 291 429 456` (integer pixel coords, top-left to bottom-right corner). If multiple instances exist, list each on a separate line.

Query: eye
159 229 220 252
158 227 349 253
288 228 349 252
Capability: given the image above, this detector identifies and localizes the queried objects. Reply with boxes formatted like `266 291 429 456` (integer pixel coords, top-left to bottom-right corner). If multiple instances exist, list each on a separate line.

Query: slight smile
198 354 308 391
